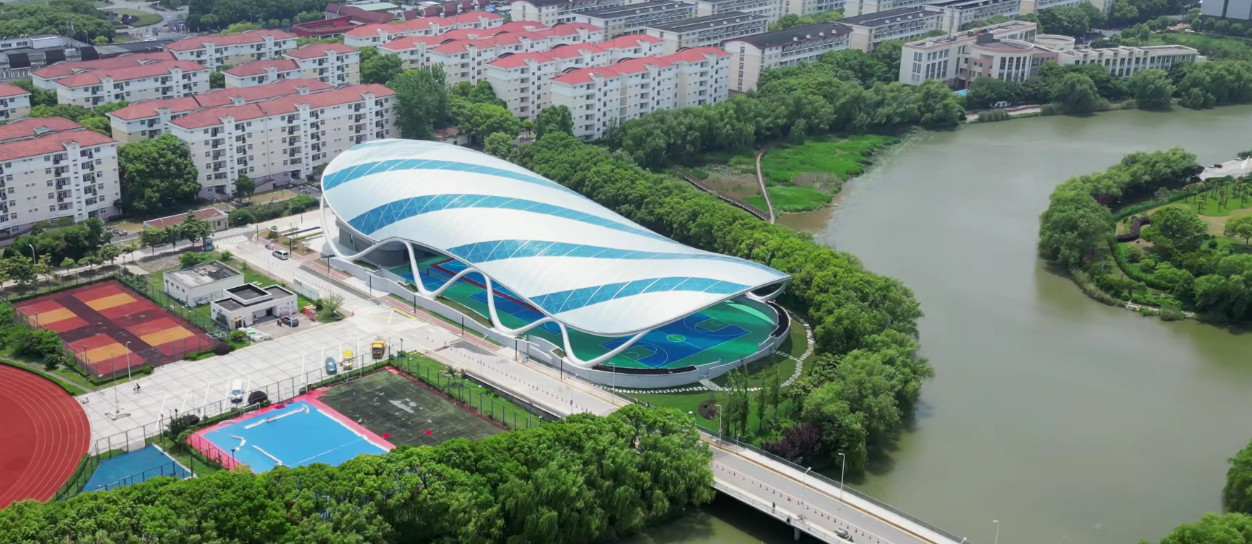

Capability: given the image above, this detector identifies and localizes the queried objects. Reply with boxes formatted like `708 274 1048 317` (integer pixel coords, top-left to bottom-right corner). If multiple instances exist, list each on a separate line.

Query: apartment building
1053 44 1202 77
932 0 1022 32
723 21 852 92
167 84 397 196
785 0 846 17
426 23 606 85
52 61 211 108
687 0 786 23
510 0 629 26
167 30 299 69
551 46 730 139
1201 0 1252 21
843 0 931 17
900 21 1037 84
487 34 666 118
375 21 548 69
0 117 119 238
645 12 769 53
1020 0 1083 14
107 79 335 143
285 43 361 86
343 11 505 47
572 1 696 37
224 60 302 88
0 84 31 121
31 51 175 90
841 6 945 52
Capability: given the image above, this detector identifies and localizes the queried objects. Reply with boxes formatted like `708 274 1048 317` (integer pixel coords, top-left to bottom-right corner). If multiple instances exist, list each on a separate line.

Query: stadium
318 140 791 387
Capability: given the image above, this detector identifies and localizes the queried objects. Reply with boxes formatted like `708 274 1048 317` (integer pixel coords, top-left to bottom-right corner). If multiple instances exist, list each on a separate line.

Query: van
229 379 244 404
272 249 290 260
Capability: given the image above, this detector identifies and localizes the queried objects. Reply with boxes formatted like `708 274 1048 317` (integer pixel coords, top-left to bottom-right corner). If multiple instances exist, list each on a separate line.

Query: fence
116 269 229 338
391 354 551 431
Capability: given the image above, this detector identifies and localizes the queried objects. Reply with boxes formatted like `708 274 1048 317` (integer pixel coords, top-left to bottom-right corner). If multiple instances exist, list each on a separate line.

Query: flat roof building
510 0 628 26
899 20 1037 85
645 12 769 53
931 0 1022 32
723 21 852 92
164 260 244 307
572 1 696 37
840 6 945 52
212 284 298 328
687 0 787 23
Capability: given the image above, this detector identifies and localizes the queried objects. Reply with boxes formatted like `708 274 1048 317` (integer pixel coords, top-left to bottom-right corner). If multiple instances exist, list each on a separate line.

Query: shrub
179 251 212 268
1125 246 1144 263
1161 302 1185 321
219 250 233 262
228 330 247 344
1141 258 1157 272
265 229 279 241
976 109 1011 122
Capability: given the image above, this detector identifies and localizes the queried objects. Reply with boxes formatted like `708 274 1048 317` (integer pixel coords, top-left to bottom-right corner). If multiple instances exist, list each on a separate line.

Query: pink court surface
14 281 217 378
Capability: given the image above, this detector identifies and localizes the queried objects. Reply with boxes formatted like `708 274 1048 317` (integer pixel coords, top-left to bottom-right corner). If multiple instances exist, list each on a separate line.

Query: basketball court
392 257 776 370
14 281 218 378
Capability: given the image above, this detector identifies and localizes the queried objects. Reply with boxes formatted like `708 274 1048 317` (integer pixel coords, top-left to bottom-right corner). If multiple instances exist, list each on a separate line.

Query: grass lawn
392 353 545 430
632 389 797 438
766 185 834 213
760 135 898 184
111 8 162 27
1173 190 1252 217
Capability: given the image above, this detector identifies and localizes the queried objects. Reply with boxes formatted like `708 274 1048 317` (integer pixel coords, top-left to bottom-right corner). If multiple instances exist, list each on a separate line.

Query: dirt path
754 145 776 224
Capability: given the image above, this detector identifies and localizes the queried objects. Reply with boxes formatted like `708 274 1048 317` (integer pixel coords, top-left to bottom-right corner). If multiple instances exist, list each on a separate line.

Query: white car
229 379 244 404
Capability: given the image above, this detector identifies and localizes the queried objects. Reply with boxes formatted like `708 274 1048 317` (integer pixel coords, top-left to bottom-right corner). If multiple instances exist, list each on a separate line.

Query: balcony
55 178 71 189
211 139 225 148
236 145 246 154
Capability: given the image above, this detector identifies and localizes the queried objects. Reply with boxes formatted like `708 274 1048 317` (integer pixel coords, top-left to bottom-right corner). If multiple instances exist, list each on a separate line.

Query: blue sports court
83 444 190 492
200 400 388 473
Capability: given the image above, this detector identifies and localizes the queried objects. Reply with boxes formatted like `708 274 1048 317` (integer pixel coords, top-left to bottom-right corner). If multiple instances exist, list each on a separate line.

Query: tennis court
394 257 776 369
192 399 391 473
83 445 190 492
318 369 503 447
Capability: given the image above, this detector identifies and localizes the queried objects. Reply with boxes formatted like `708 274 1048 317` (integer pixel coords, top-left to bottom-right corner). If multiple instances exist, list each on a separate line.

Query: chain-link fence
391 354 550 431
116 269 229 338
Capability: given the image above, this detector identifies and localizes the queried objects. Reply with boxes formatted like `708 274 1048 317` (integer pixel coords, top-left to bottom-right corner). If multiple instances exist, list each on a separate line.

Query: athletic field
393 257 777 370
317 369 502 447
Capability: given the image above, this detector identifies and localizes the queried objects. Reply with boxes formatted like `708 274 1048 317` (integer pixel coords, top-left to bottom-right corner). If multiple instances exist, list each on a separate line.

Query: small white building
164 260 244 307
211 283 298 328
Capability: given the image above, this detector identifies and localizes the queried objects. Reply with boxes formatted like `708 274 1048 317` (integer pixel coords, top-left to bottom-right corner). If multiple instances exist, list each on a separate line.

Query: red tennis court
0 365 90 508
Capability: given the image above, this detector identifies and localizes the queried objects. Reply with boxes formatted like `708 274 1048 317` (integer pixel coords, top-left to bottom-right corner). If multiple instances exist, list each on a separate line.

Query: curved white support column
744 281 788 303
557 322 650 368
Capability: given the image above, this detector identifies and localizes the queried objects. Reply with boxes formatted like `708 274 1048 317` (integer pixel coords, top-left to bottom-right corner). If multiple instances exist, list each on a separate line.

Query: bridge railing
704 431 973 544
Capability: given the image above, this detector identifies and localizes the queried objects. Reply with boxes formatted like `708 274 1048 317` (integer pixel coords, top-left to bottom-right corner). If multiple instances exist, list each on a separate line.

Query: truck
371 338 386 360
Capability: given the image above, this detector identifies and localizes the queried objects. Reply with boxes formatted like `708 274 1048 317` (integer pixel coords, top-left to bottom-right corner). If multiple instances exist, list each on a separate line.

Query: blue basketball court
83 444 190 492
199 400 389 473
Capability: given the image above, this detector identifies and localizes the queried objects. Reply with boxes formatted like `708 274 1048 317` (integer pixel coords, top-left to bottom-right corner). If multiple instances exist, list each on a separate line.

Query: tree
1129 68 1174 109
233 173 256 199
319 293 345 318
483 132 515 160
768 9 842 31
454 101 521 145
96 243 121 267
10 79 56 107
221 21 262 34
118 134 201 216
387 66 450 139
360 46 403 85
1038 191 1114 267
1039 5 1092 36
965 77 1021 109
1228 216 1252 244
79 116 110 135
534 105 574 139
139 227 170 252
1051 72 1105 114
209 70 225 88
1143 206 1209 255
92 35 107 45
870 40 903 83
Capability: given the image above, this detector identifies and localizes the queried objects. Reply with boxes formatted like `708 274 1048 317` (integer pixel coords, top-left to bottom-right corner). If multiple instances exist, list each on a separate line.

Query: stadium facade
319 139 792 387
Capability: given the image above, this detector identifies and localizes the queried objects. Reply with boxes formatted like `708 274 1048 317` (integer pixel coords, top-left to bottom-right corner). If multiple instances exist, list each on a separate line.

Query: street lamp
27 243 35 262
713 403 724 439
993 520 1001 544
124 341 132 382
837 452 847 501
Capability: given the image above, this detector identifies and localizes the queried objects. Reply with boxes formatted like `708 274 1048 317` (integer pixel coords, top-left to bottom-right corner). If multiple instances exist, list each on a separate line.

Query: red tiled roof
107 97 201 121
285 42 358 59
551 47 727 84
143 207 228 229
488 36 660 69
195 78 334 107
603 33 663 47
552 67 622 85
490 51 554 68
172 84 395 129
225 59 300 77
56 60 208 88
494 21 549 33
345 10 502 38
0 83 30 98
0 126 115 162
324 4 394 24
32 52 175 79
379 35 451 50
546 22 601 36
0 117 82 143
668 46 730 61
168 29 297 52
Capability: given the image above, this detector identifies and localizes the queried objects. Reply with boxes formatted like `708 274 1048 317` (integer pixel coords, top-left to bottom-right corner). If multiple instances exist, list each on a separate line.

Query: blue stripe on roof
445 240 783 275
529 277 749 315
347 194 671 242
323 158 578 195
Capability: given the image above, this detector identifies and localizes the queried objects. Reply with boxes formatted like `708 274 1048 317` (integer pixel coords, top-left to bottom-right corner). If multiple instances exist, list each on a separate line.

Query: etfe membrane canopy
322 139 789 336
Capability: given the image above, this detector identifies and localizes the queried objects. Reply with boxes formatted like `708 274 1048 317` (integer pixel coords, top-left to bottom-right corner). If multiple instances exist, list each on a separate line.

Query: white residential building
426 23 606 85
1053 44 1202 77
932 0 1022 32
510 0 628 26
0 84 31 121
0 117 120 238
840 6 945 52
551 46 730 139
167 84 398 196
284 43 361 86
722 21 852 92
572 1 696 37
375 22 551 69
167 30 299 69
488 34 666 119
645 12 769 53
343 11 505 47
107 79 335 143
52 60 211 108
31 52 176 90
1201 0 1252 21
842 0 932 17
224 60 303 88
898 21 1037 85
1020 0 1084 14
688 0 786 22
785 0 846 16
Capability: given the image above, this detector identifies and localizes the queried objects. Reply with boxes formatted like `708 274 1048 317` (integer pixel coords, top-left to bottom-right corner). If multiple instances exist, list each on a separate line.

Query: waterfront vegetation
1138 434 1252 543
0 404 713 543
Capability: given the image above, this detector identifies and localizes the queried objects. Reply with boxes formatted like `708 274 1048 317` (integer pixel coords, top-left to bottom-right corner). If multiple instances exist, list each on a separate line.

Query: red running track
0 365 90 508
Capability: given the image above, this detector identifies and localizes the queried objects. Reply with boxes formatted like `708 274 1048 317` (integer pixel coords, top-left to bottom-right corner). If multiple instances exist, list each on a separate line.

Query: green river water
634 105 1252 544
